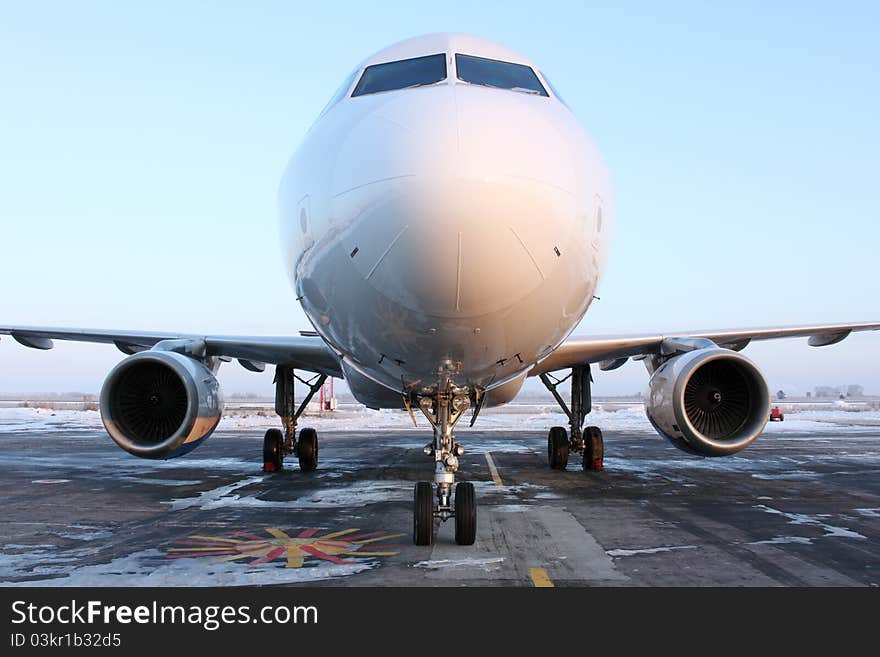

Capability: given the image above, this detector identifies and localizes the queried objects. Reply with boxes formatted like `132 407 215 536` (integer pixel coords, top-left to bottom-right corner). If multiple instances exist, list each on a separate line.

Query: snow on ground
0 546 376 587
606 545 698 557
754 504 867 540
1 404 880 435
413 557 505 571
0 407 103 432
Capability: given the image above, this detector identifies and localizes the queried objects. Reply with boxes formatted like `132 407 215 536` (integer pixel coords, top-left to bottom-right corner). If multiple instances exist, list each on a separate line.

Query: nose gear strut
411 377 476 546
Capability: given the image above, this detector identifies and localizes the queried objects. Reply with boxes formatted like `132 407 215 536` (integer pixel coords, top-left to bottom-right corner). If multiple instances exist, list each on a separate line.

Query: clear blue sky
1 1 877 396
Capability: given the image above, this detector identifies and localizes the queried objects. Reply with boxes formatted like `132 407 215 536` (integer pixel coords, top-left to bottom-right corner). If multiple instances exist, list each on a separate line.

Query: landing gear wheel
297 427 318 472
454 482 476 545
583 426 604 471
548 426 570 470
413 482 434 546
262 428 283 472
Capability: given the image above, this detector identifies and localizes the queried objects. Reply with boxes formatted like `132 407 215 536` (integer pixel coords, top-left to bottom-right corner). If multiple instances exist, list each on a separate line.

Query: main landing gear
411 376 476 546
262 365 326 473
540 364 605 472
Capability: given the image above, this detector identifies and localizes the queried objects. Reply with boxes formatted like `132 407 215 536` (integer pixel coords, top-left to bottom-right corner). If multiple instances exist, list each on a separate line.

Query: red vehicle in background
769 406 785 422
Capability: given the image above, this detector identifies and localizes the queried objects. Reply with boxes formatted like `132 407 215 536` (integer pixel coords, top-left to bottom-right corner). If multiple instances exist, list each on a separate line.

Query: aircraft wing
531 321 880 376
0 325 343 377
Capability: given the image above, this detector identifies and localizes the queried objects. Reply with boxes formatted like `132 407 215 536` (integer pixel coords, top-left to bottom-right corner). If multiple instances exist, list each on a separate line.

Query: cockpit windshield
455 54 548 96
352 53 447 97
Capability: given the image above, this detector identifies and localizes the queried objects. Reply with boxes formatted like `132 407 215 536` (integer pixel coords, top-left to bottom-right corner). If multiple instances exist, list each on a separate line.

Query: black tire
454 482 477 546
548 426 569 469
262 428 284 472
413 482 434 546
583 426 604 471
298 427 318 472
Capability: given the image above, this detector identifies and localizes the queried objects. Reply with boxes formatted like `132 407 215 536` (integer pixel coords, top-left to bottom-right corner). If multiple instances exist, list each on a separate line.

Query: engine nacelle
483 373 526 407
100 350 223 459
645 348 770 456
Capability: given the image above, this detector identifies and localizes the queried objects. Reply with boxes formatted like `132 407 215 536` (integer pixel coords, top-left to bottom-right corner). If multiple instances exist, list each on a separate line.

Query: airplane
2 33 878 547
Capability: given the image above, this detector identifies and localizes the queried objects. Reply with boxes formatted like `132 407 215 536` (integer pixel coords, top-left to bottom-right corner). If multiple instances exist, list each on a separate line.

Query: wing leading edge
531 321 880 376
0 325 343 377
4 321 878 382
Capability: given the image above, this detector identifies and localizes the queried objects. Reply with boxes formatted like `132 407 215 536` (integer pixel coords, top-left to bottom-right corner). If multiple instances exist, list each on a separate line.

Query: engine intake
100 350 223 459
645 348 770 456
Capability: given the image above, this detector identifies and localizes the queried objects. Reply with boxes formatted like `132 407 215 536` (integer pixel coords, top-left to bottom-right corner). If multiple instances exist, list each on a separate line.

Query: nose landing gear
411 379 476 546
540 364 605 472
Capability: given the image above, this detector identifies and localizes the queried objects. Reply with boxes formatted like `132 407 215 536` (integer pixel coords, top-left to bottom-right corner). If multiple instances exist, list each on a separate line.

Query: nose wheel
412 480 476 546
454 482 476 545
413 482 434 545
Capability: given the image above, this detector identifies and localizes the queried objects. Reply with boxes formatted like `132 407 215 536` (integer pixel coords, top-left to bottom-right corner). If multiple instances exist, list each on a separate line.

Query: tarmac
1 423 878 586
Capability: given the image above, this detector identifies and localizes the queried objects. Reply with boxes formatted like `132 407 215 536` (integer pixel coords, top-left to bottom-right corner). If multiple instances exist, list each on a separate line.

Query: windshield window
352 53 447 97
455 54 548 96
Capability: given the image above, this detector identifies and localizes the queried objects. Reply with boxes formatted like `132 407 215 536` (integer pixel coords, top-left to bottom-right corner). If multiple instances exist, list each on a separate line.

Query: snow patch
751 471 819 480
607 545 698 557
165 475 267 511
166 477 410 511
0 547 374 586
413 557 505 571
755 505 866 540
52 530 114 542
748 536 813 546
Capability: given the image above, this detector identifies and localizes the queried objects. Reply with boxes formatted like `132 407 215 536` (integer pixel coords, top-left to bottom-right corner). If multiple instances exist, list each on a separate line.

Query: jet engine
645 347 770 456
99 350 223 459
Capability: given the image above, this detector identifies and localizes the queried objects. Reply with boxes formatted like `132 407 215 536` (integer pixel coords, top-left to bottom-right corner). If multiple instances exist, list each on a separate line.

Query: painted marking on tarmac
167 527 406 568
529 567 554 587
484 452 504 488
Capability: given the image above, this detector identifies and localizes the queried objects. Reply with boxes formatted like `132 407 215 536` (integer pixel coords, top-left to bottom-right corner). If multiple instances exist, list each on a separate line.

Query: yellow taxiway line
484 452 504 488
529 567 555 587
485 452 553 587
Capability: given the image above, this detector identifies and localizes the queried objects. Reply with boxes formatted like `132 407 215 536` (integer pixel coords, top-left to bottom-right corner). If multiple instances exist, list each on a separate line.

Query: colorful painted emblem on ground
166 528 406 568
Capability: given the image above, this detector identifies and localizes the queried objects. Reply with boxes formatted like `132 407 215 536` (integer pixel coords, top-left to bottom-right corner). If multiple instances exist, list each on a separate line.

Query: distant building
813 384 865 398
847 385 864 397
814 386 842 398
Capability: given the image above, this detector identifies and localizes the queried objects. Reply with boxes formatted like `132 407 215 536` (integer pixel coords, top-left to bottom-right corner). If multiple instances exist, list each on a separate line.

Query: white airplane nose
341 175 575 319
332 87 584 318
288 58 609 391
